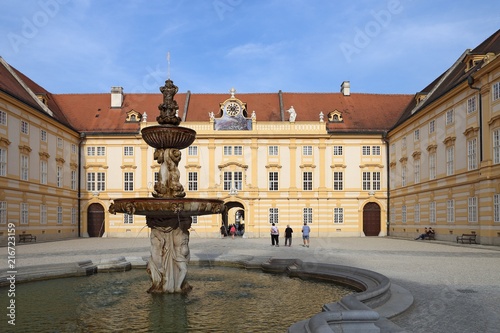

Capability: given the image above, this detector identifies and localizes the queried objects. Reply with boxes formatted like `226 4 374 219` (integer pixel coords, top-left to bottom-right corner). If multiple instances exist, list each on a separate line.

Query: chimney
111 86 123 108
341 81 350 96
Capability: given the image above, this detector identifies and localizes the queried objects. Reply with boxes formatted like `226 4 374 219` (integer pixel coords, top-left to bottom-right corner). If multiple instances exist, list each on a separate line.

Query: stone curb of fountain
0 254 412 333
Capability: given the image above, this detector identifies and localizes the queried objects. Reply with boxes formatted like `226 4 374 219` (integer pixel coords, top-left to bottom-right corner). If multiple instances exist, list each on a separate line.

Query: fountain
109 78 225 293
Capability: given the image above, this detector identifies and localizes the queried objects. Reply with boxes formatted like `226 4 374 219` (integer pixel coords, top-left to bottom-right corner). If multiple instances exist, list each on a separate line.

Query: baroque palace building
1 29 499 245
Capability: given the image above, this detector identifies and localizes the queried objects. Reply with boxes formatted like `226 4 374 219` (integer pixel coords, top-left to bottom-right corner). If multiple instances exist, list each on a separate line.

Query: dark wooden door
87 203 105 237
363 202 381 236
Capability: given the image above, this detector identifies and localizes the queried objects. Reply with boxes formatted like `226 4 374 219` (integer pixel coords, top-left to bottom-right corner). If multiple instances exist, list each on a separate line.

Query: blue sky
1 1 499 95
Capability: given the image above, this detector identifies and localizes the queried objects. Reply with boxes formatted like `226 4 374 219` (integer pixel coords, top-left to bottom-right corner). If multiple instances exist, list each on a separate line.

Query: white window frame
494 194 500 223
429 152 436 180
21 203 29 224
467 138 477 170
414 203 420 223
402 205 407 223
57 206 63 224
429 201 436 224
303 146 313 156
362 146 371 155
493 129 500 164
124 214 134 224
268 146 278 156
414 129 420 141
87 147 95 156
429 120 435 134
124 146 134 156
269 208 279 224
223 146 232 155
303 207 313 224
333 171 343 191
188 172 198 191
41 129 47 142
447 199 455 223
188 146 198 156
71 170 77 190
0 201 6 224
493 81 500 101
96 146 106 156
414 160 420 184
0 147 6 177
21 120 29 134
57 166 63 187
124 172 134 191
303 171 313 191
40 160 48 185
234 146 243 156
446 109 454 125
334 207 344 223
468 197 478 223
71 207 77 225
467 95 477 114
57 137 63 148
269 172 279 191
372 146 381 155
87 172 106 192
38 204 46 224
20 154 29 181
446 146 454 176
0 110 6 126
333 146 343 156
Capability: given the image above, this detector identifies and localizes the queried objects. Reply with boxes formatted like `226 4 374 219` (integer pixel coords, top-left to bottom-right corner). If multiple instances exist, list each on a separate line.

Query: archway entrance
87 203 105 237
363 202 381 236
224 201 245 237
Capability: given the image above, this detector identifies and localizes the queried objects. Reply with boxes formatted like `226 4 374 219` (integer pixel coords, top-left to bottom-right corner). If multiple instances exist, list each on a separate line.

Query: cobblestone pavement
2 236 500 333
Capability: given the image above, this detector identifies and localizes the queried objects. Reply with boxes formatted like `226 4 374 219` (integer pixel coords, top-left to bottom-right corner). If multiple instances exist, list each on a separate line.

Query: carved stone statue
157 79 181 125
287 106 296 122
153 148 185 198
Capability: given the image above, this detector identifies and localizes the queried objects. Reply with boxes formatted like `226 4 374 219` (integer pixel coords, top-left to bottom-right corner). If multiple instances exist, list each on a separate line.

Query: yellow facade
387 51 500 245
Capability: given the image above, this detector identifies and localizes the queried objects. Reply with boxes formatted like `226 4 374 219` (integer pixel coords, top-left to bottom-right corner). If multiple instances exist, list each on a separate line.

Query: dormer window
37 94 48 106
125 110 141 122
464 53 488 72
328 110 343 123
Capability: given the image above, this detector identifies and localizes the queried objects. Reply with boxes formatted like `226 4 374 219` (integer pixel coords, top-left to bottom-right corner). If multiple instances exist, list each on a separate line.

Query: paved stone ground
2 235 500 333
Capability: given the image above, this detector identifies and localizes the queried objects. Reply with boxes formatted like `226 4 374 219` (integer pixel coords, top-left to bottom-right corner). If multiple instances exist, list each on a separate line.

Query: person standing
270 223 279 247
284 225 293 247
230 224 237 239
301 222 310 247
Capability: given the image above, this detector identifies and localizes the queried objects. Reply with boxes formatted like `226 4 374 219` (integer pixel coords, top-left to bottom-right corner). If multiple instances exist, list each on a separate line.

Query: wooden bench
456 234 477 244
19 234 37 243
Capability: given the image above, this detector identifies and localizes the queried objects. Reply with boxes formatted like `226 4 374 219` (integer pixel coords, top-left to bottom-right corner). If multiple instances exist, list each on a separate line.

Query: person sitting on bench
415 227 434 240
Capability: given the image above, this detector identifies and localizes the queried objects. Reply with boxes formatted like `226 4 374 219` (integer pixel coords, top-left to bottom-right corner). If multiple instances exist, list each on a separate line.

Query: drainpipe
383 131 390 236
467 75 483 161
78 132 86 237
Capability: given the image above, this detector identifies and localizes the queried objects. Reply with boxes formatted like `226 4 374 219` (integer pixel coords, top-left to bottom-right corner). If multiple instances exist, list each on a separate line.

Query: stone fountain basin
141 125 196 150
109 198 225 218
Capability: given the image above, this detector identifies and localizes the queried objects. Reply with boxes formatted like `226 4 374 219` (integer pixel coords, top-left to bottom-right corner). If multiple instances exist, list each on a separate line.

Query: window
493 81 500 101
57 166 63 187
333 172 343 191
362 171 380 190
467 96 477 114
303 208 313 224
429 201 436 224
401 137 407 148
188 146 198 156
124 172 134 191
71 170 77 190
414 204 420 223
40 161 48 184
468 197 477 223
390 167 395 189
372 146 381 155
124 146 134 156
20 154 29 181
268 146 278 156
87 172 106 191
333 146 343 155
223 146 232 155
303 172 313 191
362 172 371 190
390 206 395 224
124 214 134 224
0 201 6 224
303 146 312 156
57 137 63 148
447 200 455 223
402 205 407 223
0 148 6 176
191 216 198 224
57 206 63 224
493 129 500 164
429 153 436 180
467 138 477 170
21 203 28 224
269 172 279 191
223 171 242 191
414 160 420 184
334 207 344 223
401 165 407 187
0 110 6 125
41 130 47 142
494 194 500 223
234 146 243 156
372 172 381 190
40 204 47 224
97 147 106 156
429 120 435 134
414 129 420 141
72 207 77 225
269 208 279 224
87 147 95 156
446 146 454 176
188 172 198 191
71 144 76 154
21 120 29 134
362 146 371 155
446 110 454 125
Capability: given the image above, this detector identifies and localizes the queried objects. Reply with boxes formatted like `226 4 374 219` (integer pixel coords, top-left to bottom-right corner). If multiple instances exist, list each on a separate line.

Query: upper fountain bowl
141 125 196 149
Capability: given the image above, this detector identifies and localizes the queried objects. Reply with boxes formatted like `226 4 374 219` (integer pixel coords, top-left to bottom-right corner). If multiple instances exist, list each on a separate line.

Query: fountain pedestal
109 79 225 293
